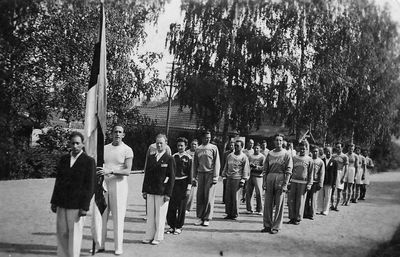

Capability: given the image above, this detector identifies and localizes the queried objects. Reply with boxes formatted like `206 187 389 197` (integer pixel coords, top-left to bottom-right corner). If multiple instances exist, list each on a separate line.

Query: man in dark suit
50 131 95 257
142 134 176 245
317 146 338 216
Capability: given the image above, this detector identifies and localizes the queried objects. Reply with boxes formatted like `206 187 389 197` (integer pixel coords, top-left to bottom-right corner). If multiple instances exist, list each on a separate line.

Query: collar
71 150 83 159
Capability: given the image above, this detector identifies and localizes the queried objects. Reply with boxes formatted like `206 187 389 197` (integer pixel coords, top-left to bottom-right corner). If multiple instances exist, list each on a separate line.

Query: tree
0 0 167 178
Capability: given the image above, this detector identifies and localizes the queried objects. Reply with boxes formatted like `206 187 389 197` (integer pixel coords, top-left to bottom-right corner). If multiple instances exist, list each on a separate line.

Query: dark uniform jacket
142 152 176 197
322 157 338 187
50 152 96 211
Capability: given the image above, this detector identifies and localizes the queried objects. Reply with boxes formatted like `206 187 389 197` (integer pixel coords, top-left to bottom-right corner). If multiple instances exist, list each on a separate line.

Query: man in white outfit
94 125 133 255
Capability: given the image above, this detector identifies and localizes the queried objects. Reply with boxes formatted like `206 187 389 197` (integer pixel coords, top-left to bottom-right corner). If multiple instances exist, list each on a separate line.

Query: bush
372 140 400 172
8 147 63 179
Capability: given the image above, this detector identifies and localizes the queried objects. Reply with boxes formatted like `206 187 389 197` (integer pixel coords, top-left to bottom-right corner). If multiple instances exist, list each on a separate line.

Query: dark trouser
263 173 285 231
222 178 227 204
360 184 367 199
167 179 188 229
288 182 307 221
246 175 263 212
304 184 318 218
196 172 216 221
225 178 240 218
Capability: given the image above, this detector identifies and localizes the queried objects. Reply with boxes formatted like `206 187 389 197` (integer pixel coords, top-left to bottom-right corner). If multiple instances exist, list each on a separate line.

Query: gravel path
1 171 400 257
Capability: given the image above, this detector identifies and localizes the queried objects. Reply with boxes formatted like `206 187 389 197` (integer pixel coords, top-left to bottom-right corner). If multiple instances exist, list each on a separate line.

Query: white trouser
317 185 332 214
144 194 169 241
56 208 84 257
95 176 128 252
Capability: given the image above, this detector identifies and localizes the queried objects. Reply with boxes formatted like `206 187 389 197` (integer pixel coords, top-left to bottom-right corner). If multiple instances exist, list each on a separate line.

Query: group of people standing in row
49 125 374 257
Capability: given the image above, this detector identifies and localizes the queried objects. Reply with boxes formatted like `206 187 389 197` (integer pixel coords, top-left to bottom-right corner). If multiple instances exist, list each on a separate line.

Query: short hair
191 139 198 144
324 146 332 152
248 139 254 143
155 133 167 141
254 142 261 147
299 141 307 148
235 140 244 147
69 131 84 142
202 130 211 137
177 137 188 145
262 140 267 144
274 133 285 140
113 124 125 132
311 145 319 151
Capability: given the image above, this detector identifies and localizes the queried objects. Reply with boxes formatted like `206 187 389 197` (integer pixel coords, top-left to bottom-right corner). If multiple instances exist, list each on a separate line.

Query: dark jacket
50 152 96 211
142 152 176 197
322 157 338 187
173 153 192 185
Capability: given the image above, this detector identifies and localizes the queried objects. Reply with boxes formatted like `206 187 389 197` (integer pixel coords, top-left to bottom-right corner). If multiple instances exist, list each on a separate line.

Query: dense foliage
0 0 166 179
166 0 400 153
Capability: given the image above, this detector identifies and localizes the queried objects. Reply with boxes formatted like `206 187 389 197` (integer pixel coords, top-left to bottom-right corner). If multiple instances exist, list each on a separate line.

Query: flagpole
86 0 107 254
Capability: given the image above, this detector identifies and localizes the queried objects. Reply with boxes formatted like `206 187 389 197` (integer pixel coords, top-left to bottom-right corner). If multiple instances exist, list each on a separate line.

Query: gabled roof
137 101 201 131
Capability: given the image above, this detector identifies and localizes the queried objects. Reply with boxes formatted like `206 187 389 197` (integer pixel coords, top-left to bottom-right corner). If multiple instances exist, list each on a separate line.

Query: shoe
165 227 174 234
261 227 271 233
202 220 210 226
288 219 295 224
333 207 339 212
223 215 232 219
151 240 160 245
359 198 365 200
309 216 314 220
115 250 123 255
254 211 263 216
294 220 300 225
89 248 105 254
142 239 151 244
270 229 279 234
174 228 182 235
330 206 335 210
322 211 328 216
194 219 203 226
246 210 254 214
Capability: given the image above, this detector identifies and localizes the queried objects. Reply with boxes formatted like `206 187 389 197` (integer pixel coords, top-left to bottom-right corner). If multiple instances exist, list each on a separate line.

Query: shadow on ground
0 242 56 256
367 223 400 257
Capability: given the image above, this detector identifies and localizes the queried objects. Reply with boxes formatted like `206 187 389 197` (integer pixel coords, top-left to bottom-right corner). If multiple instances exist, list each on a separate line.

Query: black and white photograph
1 0 400 256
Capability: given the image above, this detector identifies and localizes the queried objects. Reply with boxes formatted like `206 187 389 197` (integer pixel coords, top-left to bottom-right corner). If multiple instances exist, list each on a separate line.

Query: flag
84 1 107 254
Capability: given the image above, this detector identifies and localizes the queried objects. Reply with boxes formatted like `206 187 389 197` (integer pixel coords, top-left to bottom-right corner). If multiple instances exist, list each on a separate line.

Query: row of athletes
219 135 374 234
49 127 374 256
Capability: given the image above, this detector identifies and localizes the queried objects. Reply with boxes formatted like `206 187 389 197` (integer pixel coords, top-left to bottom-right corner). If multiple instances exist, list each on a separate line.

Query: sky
140 0 400 80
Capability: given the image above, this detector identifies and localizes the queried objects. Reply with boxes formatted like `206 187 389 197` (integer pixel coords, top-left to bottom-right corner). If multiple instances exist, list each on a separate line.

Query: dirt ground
1 171 400 257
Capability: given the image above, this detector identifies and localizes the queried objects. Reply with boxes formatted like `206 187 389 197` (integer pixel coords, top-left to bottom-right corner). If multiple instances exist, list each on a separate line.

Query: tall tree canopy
166 0 400 149
0 0 166 178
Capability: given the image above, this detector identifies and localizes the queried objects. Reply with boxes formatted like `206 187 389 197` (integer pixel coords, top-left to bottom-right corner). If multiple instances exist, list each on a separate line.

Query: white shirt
70 150 83 168
156 150 166 162
104 142 134 172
